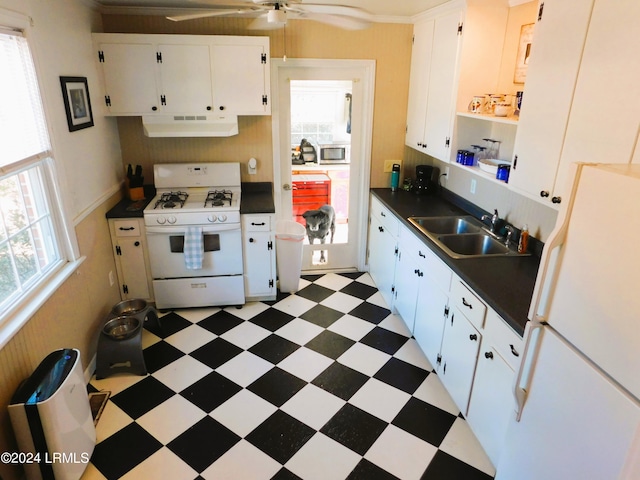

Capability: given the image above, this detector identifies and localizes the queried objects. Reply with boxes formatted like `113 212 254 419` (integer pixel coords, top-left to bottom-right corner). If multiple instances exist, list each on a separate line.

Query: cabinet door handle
551 196 562 204
378 226 384 232
510 344 520 357
251 222 266 226
380 211 386 217
540 190 550 198
418 251 426 258
462 297 473 309
484 351 494 359
469 333 478 341
119 226 135 231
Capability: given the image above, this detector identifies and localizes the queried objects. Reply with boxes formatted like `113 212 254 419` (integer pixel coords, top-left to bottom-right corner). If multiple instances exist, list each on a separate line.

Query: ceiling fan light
267 8 287 24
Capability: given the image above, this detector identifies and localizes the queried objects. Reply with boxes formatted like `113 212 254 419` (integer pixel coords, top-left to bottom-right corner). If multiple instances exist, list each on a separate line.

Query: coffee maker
414 165 434 195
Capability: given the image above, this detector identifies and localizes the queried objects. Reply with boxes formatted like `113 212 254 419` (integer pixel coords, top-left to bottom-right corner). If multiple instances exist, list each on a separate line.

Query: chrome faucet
482 209 500 234
504 224 515 248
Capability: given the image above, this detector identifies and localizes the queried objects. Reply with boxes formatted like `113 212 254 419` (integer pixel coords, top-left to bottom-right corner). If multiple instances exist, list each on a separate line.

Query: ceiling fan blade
167 9 253 22
299 12 371 30
291 4 373 22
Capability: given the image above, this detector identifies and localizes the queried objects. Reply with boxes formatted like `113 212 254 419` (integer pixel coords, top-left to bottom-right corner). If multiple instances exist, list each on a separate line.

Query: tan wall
101 15 413 188
0 194 122 480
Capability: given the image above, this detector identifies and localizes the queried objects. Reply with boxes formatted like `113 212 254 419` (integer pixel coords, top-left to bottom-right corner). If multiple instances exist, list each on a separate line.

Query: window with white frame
0 26 75 326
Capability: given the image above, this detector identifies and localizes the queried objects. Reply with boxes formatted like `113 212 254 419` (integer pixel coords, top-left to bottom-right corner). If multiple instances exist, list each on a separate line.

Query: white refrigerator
496 163 640 480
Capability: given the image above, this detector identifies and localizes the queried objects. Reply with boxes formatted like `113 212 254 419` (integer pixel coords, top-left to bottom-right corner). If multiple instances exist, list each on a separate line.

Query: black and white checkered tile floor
84 272 495 480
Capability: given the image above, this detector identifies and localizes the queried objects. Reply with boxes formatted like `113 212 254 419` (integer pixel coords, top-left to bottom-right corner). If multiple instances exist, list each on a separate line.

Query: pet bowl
111 298 147 316
102 316 141 341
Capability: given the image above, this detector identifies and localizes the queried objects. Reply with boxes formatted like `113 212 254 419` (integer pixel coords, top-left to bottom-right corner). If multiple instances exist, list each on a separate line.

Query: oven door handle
145 224 240 235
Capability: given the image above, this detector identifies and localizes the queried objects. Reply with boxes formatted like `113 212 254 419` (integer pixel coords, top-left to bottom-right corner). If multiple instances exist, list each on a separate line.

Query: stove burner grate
205 190 233 208
154 191 188 209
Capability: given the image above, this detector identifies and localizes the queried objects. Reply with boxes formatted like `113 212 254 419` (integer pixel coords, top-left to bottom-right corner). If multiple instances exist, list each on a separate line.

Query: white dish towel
184 226 204 270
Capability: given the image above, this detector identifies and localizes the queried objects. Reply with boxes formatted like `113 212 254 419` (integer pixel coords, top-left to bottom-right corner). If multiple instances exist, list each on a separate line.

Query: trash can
276 220 306 293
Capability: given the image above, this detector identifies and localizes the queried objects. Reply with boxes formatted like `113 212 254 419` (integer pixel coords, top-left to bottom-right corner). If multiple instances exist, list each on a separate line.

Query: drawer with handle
483 309 524 371
242 215 271 232
113 219 141 237
450 278 487 330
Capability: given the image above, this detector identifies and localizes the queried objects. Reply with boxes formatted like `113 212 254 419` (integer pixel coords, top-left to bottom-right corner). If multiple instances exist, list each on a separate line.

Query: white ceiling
95 0 453 21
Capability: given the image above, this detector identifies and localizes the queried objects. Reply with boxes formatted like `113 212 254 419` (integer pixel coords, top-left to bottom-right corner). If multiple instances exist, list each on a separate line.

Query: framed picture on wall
60 76 94 132
514 23 534 84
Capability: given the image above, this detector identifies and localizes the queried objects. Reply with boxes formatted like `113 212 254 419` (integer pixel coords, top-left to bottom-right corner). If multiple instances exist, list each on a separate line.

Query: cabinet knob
469 333 478 341
378 226 384 233
134 241 140 247
484 351 494 359
207 106 212 111
152 106 158 111
219 105 226 111
551 196 562 204
540 190 550 198
249 238 255 243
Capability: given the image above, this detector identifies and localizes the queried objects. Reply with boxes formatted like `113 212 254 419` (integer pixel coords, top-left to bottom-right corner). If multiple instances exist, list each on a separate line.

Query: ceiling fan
166 0 373 30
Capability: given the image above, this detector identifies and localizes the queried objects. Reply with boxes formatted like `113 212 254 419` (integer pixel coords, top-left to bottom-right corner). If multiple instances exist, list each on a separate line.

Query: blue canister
391 164 401 192
496 164 510 182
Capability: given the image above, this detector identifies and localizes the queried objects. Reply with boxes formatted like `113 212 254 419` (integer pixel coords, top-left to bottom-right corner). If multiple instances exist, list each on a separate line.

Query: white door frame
270 58 375 272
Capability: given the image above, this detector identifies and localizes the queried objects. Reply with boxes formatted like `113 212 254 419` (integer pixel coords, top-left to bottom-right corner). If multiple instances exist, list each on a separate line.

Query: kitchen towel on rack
184 226 204 270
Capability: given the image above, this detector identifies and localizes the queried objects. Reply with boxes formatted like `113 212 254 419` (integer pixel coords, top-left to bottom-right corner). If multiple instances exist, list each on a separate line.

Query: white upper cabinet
406 18 435 150
93 34 270 116
508 0 593 205
157 43 213 114
509 0 639 206
406 9 461 161
211 42 270 115
552 0 640 198
96 41 160 115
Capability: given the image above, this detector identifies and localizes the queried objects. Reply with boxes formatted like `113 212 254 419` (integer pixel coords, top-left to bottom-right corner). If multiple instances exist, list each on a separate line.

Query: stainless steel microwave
319 145 350 164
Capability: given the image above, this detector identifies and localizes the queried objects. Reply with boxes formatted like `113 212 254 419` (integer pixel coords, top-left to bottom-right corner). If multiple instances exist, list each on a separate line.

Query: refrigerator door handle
528 163 585 321
514 320 544 421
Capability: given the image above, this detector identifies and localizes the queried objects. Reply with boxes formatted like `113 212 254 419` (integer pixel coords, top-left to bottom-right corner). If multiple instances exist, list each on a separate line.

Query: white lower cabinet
108 218 154 301
367 196 399 308
367 195 525 466
439 305 482 414
467 309 523 466
242 214 276 301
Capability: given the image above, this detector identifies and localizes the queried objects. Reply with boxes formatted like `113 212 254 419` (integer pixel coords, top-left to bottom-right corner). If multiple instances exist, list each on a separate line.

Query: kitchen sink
409 215 482 235
408 215 527 259
436 233 510 257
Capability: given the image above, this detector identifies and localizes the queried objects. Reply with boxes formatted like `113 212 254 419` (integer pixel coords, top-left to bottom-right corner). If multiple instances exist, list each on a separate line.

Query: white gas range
143 163 245 310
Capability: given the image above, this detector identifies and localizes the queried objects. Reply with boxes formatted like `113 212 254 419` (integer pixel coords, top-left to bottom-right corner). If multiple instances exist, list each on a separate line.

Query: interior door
272 59 374 272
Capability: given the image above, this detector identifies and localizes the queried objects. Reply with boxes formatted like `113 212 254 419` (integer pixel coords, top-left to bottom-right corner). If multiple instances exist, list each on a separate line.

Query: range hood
142 115 239 138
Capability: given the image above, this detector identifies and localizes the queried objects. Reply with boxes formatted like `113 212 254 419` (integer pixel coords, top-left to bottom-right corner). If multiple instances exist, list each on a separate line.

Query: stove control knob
218 214 227 222
167 216 177 224
207 215 217 223
157 216 166 225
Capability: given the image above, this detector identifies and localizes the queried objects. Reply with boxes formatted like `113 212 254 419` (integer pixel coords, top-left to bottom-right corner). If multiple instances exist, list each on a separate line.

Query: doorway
271 59 374 272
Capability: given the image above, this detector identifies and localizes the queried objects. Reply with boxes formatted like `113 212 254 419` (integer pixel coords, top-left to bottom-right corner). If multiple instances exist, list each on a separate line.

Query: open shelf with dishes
456 111 519 126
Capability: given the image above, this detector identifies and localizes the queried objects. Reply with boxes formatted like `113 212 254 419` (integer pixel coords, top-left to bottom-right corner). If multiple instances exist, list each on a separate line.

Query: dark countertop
371 188 539 337
241 182 275 214
106 183 275 218
106 185 156 219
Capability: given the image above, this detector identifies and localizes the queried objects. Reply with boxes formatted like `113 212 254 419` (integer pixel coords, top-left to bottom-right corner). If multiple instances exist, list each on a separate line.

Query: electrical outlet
109 271 115 287
470 179 477 194
383 160 398 173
